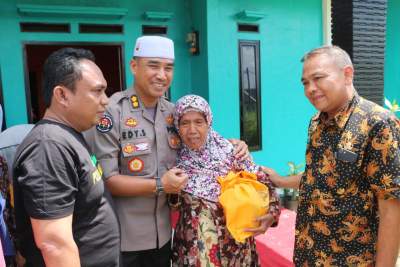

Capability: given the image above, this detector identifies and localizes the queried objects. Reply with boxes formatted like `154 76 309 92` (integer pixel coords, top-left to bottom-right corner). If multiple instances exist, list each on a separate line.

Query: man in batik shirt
264 45 400 266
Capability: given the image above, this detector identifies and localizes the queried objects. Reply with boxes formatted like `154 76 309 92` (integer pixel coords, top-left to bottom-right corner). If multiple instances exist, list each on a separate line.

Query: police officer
86 36 249 267
85 36 188 267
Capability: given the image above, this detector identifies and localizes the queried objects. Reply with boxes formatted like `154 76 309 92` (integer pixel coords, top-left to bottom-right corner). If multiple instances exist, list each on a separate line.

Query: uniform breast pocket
120 138 153 175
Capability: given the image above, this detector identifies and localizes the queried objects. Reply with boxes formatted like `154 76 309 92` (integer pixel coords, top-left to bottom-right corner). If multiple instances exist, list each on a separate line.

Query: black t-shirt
13 120 120 267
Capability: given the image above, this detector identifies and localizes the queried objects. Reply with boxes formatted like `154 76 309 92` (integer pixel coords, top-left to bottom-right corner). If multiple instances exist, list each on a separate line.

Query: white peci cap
133 36 174 60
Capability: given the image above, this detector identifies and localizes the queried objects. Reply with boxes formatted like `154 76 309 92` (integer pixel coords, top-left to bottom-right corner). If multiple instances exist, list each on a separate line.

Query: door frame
22 41 126 123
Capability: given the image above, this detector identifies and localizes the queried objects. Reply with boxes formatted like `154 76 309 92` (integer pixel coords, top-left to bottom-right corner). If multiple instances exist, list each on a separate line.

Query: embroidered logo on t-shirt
90 155 103 184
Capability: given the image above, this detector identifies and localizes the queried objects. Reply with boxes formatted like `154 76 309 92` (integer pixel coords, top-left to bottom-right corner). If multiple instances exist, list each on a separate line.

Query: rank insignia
128 158 144 172
166 114 174 126
96 114 113 133
125 117 138 127
131 95 139 109
123 144 136 154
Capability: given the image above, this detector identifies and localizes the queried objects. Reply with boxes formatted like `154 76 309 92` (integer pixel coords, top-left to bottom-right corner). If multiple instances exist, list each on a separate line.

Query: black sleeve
17 140 78 219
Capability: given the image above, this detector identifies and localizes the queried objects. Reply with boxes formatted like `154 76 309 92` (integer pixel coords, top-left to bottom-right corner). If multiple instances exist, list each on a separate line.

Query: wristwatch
155 176 164 195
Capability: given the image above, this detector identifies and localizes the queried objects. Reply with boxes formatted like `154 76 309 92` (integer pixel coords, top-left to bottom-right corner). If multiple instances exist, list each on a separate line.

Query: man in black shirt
13 48 120 267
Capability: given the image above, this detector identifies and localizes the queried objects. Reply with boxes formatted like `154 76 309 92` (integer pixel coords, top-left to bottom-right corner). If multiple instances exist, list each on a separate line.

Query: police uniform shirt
85 87 180 252
13 120 120 267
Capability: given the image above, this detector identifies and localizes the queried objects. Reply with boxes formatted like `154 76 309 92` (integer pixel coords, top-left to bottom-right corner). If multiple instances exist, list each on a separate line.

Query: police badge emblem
96 114 113 133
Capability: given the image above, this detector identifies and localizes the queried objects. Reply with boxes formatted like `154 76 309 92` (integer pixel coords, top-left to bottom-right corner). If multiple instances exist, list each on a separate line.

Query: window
239 40 261 151
142 25 167 35
237 24 259 33
20 22 70 33
79 24 123 34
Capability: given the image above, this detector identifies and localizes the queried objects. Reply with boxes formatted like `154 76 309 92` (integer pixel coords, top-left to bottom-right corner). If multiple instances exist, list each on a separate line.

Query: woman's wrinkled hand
244 213 275 236
228 139 250 161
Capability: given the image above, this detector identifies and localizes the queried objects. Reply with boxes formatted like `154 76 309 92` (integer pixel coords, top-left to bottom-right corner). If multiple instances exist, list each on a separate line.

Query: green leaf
287 161 304 175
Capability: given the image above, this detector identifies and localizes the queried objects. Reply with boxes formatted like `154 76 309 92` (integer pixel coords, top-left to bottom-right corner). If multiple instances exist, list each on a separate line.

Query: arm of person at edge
31 215 80 267
369 117 400 266
261 166 302 189
106 167 188 197
228 139 250 161
375 199 400 266
15 251 26 267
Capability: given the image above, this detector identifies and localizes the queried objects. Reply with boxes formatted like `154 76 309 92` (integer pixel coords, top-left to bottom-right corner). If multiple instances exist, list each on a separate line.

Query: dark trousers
121 241 171 267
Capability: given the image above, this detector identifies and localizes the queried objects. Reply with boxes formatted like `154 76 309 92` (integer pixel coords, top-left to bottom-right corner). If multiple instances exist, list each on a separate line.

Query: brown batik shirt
294 94 400 266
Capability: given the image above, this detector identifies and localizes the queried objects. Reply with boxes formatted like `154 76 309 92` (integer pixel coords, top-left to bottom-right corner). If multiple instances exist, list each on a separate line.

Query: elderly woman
171 95 280 267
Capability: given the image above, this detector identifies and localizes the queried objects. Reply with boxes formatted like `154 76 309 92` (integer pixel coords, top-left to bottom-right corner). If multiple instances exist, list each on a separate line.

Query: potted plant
282 161 303 211
384 97 400 115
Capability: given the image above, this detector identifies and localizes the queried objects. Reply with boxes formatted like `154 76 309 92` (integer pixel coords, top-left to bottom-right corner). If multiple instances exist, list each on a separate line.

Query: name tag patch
122 129 147 140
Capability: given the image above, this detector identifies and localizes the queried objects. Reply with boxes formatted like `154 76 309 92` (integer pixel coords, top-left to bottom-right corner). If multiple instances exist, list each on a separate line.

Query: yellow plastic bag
217 171 269 243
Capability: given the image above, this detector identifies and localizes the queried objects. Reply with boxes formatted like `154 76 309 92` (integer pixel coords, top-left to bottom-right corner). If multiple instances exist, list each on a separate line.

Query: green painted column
385 0 400 113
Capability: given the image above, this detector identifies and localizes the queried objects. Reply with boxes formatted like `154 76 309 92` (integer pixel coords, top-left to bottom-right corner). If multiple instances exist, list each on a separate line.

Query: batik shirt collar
313 93 359 129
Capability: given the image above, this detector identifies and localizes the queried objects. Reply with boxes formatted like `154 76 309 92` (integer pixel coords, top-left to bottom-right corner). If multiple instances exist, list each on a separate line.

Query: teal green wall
0 2 28 126
187 0 209 100
0 0 192 126
385 0 400 112
0 0 323 174
205 0 321 173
